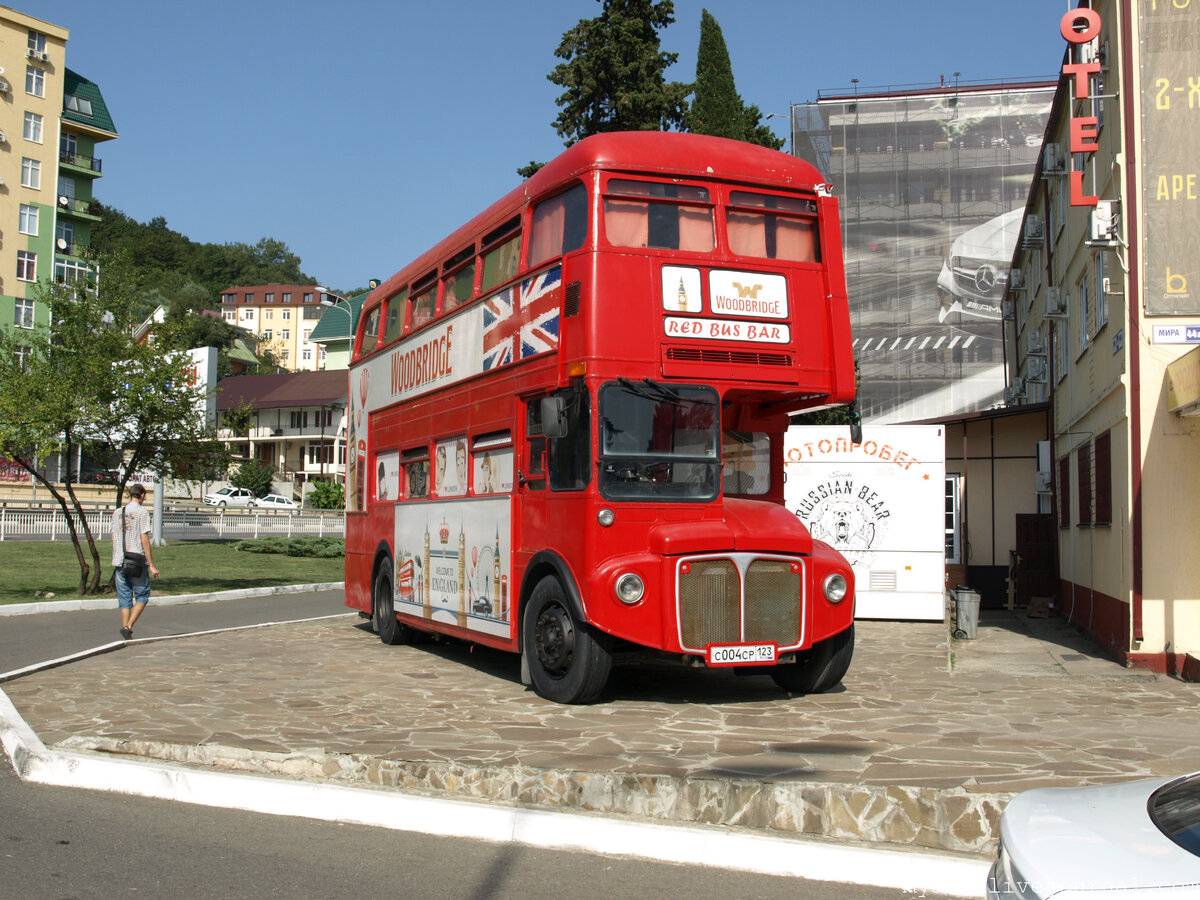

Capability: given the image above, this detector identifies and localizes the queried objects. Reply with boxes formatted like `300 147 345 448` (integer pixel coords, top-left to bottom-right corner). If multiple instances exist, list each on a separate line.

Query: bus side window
481 217 522 292
529 183 588 267
383 289 407 344
402 447 429 498
359 304 382 355
472 430 513 494
524 401 547 490
408 271 437 332
526 390 591 492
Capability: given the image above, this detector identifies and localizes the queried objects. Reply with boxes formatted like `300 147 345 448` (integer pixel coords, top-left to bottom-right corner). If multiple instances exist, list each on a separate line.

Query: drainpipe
1120 0 1144 644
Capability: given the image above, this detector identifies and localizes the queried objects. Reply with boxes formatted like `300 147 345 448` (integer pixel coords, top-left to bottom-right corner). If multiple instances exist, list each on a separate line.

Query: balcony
56 196 103 222
60 151 103 177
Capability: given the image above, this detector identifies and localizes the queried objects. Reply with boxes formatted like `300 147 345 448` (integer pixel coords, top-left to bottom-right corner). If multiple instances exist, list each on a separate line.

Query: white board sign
785 425 946 620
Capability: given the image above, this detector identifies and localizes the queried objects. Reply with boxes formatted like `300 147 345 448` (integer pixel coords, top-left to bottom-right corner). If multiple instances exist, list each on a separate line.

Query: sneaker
120 627 132 641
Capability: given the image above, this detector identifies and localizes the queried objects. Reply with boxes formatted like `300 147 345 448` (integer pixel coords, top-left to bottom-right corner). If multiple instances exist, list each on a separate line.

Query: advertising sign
785 425 945 620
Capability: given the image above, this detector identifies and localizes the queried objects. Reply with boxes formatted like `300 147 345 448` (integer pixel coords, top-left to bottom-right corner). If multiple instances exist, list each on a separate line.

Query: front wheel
373 557 410 645
770 625 854 694
521 576 611 704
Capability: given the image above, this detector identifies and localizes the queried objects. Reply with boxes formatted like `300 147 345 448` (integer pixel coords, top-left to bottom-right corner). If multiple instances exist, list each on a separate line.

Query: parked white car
202 487 255 508
988 771 1200 899
251 493 299 512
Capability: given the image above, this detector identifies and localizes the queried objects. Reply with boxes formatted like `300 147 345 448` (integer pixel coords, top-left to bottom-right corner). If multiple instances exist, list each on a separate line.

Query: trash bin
954 588 981 640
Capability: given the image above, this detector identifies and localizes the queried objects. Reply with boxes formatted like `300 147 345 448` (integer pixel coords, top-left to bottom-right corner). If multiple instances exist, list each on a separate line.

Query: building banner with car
785 425 945 620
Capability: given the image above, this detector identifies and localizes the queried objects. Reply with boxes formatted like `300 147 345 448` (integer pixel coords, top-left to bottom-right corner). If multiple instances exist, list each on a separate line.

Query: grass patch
0 540 344 605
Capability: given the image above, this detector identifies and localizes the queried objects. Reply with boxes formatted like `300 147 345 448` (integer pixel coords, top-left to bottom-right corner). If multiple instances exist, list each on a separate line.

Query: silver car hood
1001 775 1200 897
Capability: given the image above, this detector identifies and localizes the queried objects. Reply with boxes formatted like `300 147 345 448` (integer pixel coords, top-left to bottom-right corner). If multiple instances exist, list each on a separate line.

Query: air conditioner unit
1009 268 1026 290
1027 330 1046 355
26 48 37 59
1021 214 1044 248
1046 286 1067 317
1089 200 1117 244
1043 142 1066 175
1004 378 1026 405
0 177 5 187
1001 300 1014 320
1035 471 1053 493
0 133 7 144
0 80 11 93
39 52 50 62
1027 356 1048 384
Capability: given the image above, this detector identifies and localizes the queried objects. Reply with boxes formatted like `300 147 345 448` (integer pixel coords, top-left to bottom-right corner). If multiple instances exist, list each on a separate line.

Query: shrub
233 536 344 558
307 480 345 510
230 461 275 498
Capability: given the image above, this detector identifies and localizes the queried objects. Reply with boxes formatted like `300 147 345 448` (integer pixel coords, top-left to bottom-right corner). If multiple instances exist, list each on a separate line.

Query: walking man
111 483 160 640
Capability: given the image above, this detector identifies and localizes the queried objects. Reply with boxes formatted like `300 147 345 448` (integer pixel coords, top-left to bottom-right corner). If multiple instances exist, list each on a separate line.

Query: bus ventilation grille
665 347 793 367
678 558 801 649
564 281 581 317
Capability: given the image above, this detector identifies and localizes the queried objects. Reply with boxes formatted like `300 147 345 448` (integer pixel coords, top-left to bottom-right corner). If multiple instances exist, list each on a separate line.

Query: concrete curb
0 677 988 897
0 582 345 617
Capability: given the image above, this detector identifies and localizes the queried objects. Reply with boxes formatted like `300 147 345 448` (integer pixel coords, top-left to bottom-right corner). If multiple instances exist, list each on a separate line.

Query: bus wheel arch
518 555 610 704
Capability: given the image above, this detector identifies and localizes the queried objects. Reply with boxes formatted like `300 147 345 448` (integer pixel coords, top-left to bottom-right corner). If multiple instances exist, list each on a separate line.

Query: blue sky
29 0 1070 294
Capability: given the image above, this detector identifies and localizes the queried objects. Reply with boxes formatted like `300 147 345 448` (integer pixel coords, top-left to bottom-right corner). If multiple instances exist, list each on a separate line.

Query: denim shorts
114 569 151 609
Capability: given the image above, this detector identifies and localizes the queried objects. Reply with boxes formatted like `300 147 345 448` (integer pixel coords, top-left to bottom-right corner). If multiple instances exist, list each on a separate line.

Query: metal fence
0 505 344 542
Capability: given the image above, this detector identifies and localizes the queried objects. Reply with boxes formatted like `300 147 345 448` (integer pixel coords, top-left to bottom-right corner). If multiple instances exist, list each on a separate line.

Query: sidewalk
3 604 1196 868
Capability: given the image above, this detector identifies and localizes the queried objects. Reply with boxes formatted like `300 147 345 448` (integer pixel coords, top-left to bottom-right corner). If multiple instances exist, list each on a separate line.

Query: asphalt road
0 589 352 675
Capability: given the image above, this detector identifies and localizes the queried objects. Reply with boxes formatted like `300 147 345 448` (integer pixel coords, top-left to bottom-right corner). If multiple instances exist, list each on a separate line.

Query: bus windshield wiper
640 378 684 403
618 376 663 402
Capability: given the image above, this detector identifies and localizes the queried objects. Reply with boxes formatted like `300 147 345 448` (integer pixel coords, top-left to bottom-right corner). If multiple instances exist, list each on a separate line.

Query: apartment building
219 284 345 372
1005 0 1199 677
1 7 116 352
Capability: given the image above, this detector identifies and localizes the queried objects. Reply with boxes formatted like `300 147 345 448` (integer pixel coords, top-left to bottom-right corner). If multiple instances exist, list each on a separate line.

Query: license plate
706 642 777 666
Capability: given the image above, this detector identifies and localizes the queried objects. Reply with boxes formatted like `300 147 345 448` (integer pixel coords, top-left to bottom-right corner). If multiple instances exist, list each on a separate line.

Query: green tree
0 254 228 594
230 460 275 499
685 9 784 150
548 0 691 146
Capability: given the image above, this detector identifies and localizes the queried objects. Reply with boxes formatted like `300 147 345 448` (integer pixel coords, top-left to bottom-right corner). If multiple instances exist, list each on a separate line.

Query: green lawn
0 540 345 605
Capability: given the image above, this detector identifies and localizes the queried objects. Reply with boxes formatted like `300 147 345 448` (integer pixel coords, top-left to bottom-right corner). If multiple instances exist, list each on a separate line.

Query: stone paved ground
4 610 1197 855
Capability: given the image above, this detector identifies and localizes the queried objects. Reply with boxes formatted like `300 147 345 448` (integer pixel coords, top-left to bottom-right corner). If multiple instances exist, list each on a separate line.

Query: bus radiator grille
679 559 739 647
743 560 801 645
678 558 803 650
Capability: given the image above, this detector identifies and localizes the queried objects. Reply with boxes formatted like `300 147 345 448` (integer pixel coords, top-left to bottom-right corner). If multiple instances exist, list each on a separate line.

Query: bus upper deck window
481 216 522 292
408 271 437 332
727 191 820 262
604 179 713 253
383 289 407 344
529 183 588 267
359 304 381 355
442 246 476 313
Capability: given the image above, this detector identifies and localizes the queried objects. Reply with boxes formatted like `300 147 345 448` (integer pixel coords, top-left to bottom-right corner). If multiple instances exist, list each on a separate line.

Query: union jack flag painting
481 266 562 371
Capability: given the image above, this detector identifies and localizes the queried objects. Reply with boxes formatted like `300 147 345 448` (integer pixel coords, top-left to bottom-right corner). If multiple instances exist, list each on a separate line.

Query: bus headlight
615 572 644 605
597 508 615 527
823 573 849 603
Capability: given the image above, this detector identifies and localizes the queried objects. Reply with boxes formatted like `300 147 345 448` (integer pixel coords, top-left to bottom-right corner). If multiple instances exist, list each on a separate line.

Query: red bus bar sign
706 642 779 666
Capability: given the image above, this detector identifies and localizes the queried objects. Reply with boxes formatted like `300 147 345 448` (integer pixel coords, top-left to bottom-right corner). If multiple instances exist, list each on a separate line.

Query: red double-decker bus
345 132 856 703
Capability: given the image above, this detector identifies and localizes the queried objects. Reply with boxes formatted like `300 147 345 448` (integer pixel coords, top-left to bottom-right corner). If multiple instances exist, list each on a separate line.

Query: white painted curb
0 582 345 617
0 676 989 898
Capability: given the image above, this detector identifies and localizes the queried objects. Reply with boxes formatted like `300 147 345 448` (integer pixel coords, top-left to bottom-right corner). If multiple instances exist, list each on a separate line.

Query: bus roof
368 132 827 307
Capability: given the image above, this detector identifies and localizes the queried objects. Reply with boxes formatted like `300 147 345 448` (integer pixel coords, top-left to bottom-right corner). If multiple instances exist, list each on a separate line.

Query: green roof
308 294 364 343
227 339 260 365
62 68 117 137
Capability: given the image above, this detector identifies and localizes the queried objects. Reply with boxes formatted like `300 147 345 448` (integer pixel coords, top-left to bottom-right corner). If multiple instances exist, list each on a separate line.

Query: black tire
770 624 854 694
522 576 611 704
373 557 409 645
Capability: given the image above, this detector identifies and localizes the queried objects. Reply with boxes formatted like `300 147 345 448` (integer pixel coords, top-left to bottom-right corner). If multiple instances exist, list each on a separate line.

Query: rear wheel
373 557 410 645
770 625 854 694
522 576 611 704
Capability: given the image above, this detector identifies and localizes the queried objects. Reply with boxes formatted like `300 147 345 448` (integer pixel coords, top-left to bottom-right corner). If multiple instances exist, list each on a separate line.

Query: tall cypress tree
686 9 784 150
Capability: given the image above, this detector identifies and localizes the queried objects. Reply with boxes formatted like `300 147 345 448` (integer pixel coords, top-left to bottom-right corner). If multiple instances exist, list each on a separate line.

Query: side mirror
540 395 568 439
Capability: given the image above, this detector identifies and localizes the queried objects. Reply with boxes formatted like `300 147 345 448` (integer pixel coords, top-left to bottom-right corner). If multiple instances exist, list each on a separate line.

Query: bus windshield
598 381 719 501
